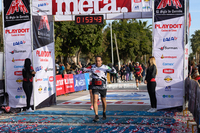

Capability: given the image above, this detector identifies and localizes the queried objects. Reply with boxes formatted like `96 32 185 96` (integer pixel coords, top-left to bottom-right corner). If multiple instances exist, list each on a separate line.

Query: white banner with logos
153 16 185 110
32 0 52 16
33 42 55 107
4 21 32 108
53 0 153 21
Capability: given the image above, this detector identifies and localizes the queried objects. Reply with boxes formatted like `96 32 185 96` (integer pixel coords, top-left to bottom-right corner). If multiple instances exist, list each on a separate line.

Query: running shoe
90 106 93 110
147 108 153 112
137 87 139 90
27 108 33 112
93 115 99 122
150 108 157 113
102 112 106 120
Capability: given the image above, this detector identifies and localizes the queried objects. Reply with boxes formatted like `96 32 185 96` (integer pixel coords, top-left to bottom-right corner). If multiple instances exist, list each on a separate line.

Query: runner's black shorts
135 75 141 81
92 89 107 98
88 85 92 90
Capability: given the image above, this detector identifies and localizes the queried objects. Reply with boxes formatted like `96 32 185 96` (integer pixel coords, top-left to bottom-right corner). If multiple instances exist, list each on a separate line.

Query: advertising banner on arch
52 0 153 21
4 0 32 108
153 0 185 110
32 15 56 109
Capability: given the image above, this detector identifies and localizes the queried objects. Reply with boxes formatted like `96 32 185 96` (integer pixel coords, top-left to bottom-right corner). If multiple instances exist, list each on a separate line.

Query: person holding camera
22 58 36 112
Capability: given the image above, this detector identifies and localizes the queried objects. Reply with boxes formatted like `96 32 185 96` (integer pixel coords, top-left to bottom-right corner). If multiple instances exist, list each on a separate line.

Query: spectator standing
142 64 146 82
129 63 133 81
145 56 157 113
125 65 130 82
58 63 65 75
65 63 71 74
197 61 200 75
22 58 36 112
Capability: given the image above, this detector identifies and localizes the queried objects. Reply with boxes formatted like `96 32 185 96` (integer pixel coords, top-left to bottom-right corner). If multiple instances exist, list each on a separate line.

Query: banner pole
53 16 57 104
30 0 36 110
183 0 187 111
152 0 154 56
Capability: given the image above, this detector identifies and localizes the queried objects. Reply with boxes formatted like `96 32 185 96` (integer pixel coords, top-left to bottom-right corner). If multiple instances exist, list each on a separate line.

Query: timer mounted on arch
75 15 104 25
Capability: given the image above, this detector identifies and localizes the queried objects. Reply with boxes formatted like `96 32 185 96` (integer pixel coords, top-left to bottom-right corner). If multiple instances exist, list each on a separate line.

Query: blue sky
0 0 199 52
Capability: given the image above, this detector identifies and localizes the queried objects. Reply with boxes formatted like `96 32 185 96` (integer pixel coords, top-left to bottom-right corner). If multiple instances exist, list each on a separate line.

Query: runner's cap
136 62 139 64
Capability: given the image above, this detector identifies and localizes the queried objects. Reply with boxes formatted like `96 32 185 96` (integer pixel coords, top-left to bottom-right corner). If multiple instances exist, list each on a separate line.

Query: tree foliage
190 30 200 54
54 21 105 64
103 19 152 64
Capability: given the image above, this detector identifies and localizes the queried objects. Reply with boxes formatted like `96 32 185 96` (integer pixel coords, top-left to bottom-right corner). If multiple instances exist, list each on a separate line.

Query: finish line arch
3 0 189 110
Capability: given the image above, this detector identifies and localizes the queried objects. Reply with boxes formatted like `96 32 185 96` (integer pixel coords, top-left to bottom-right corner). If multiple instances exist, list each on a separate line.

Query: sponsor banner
84 73 90 90
32 15 54 50
7 80 34 107
32 0 52 15
33 42 54 64
56 75 65 96
53 0 152 21
153 0 185 110
4 21 31 42
154 16 185 38
4 0 30 27
73 74 87 92
184 44 189 78
154 0 184 16
64 74 75 93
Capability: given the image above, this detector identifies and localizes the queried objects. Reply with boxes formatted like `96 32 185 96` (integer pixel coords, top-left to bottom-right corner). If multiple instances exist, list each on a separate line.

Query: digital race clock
75 15 104 25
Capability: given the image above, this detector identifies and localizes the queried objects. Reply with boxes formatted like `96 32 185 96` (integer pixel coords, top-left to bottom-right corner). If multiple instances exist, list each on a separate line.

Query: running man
134 62 143 90
82 56 116 122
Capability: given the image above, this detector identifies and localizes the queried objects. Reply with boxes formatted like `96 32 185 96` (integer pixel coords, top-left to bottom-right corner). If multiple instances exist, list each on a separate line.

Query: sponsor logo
163 37 177 42
134 6 139 9
38 3 49 7
75 79 85 87
35 66 43 72
163 69 174 74
44 87 47 93
185 48 188 55
14 71 22 76
163 95 174 98
13 40 26 46
10 49 26 54
45 67 53 72
38 15 50 31
161 55 177 59
14 65 23 68
157 0 182 9
164 76 172 83
162 63 174 66
95 70 101 73
165 86 171 91
134 0 141 3
159 46 178 50
36 50 51 57
38 86 42 93
15 95 25 99
6 0 29 15
35 78 42 82
43 78 48 81
12 58 25 62
5 28 30 34
48 87 52 91
49 76 54 82
143 6 150 9
16 78 23 84
155 24 182 29
155 24 182 32
56 79 63 86
40 58 49 62
17 87 23 92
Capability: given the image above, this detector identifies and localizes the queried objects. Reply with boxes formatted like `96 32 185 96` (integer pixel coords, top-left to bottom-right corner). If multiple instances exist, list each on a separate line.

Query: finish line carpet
0 110 195 132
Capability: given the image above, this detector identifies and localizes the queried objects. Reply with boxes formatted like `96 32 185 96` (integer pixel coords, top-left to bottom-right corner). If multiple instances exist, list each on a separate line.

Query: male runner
82 56 116 122
134 62 143 90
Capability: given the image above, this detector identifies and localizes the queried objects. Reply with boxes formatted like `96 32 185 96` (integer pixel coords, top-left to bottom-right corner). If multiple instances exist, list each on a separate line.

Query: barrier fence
56 73 90 96
185 78 200 132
